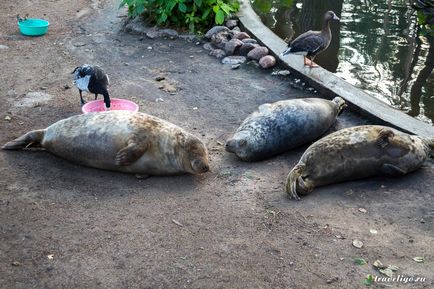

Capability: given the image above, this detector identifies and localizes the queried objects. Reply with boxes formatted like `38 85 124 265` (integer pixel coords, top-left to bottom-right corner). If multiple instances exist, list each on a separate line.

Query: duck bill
333 15 340 21
281 47 292 56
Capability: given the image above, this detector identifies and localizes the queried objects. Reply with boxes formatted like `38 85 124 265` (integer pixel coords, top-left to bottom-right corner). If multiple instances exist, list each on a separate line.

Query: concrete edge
237 0 434 138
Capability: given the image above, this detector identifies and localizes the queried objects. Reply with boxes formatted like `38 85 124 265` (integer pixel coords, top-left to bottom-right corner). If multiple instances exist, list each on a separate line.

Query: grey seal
2 111 209 176
225 97 346 161
286 125 434 199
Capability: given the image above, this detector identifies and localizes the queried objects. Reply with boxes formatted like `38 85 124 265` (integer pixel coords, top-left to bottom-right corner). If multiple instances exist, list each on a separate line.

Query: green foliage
415 9 434 37
120 0 240 32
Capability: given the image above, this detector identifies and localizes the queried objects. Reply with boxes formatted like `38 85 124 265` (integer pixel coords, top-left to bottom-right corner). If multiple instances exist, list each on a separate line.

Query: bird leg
305 56 319 68
94 94 98 100
79 90 86 105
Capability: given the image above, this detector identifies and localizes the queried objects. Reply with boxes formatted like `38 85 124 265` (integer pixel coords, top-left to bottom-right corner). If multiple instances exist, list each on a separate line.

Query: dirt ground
1 1 433 288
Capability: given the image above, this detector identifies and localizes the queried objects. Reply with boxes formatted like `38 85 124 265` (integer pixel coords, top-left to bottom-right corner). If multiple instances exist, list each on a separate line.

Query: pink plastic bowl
82 98 139 114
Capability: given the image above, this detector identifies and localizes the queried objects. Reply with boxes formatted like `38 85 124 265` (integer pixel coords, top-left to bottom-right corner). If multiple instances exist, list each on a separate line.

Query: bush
120 0 240 32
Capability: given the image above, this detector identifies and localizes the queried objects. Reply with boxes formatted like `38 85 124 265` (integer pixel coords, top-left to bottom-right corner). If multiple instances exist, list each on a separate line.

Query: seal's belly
42 125 128 170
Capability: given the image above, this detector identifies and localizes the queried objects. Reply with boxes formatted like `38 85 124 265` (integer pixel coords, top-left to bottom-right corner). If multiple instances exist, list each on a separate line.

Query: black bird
72 64 111 109
281 11 340 68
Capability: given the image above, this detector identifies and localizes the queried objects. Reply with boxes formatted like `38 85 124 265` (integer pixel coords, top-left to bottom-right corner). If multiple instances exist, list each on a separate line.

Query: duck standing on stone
72 64 111 109
281 11 340 68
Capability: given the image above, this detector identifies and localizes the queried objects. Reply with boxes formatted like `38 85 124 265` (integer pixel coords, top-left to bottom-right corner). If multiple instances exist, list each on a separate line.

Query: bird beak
333 15 340 21
281 47 291 57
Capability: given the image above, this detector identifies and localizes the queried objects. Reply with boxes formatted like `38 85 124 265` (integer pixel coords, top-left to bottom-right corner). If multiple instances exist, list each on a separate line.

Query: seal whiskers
2 129 45 150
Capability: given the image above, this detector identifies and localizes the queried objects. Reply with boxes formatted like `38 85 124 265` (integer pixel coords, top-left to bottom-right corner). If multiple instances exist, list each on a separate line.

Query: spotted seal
225 97 346 161
2 111 209 176
286 125 434 200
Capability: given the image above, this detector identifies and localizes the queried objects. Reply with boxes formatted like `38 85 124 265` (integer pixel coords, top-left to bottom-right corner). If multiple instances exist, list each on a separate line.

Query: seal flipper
376 129 395 148
115 140 148 166
286 163 313 200
2 129 45 150
381 163 407 176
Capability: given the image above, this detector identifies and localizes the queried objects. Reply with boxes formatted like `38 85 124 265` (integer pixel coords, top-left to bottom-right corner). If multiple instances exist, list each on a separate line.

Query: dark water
252 0 434 124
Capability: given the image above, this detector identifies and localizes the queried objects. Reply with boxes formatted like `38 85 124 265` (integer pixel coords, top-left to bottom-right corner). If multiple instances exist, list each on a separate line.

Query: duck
72 64 111 109
281 11 340 68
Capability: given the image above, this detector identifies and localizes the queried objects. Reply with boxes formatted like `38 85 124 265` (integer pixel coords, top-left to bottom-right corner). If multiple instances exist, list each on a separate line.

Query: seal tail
286 164 304 200
2 129 45 150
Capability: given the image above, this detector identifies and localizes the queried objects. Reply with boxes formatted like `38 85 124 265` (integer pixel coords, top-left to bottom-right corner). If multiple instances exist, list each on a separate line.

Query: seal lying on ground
225 97 346 161
286 125 434 200
2 111 209 176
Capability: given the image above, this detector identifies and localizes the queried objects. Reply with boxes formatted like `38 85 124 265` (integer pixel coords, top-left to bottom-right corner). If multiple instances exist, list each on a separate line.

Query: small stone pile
203 20 276 69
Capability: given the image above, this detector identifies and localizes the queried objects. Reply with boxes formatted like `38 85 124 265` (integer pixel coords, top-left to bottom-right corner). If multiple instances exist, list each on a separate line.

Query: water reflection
252 0 434 124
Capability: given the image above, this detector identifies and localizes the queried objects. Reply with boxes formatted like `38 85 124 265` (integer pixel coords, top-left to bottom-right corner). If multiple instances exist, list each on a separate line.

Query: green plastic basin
18 18 49 36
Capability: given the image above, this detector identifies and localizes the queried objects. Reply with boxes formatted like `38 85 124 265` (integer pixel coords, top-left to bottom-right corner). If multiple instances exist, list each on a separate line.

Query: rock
222 56 247 65
211 31 232 49
272 70 290 76
231 26 241 33
247 46 269 60
205 26 230 39
234 32 250 40
146 27 161 39
225 19 238 29
203 42 216 51
231 64 240 69
224 39 243 56
247 60 260 68
209 49 226 58
72 42 86 47
242 38 258 44
160 29 179 39
239 43 258 56
155 76 165 81
259 55 276 69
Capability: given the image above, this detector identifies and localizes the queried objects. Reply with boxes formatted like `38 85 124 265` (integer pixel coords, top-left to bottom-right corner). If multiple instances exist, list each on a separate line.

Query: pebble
225 19 238 29
160 28 179 39
147 46 153 50
211 31 232 49
239 43 258 56
234 32 250 40
242 38 258 44
203 42 215 51
209 49 226 58
259 55 276 69
40 86 48 90
273 70 290 76
231 26 241 33
155 76 165 81
247 46 269 60
73 42 86 47
231 64 240 69
205 26 230 39
224 39 243 56
221 56 247 65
